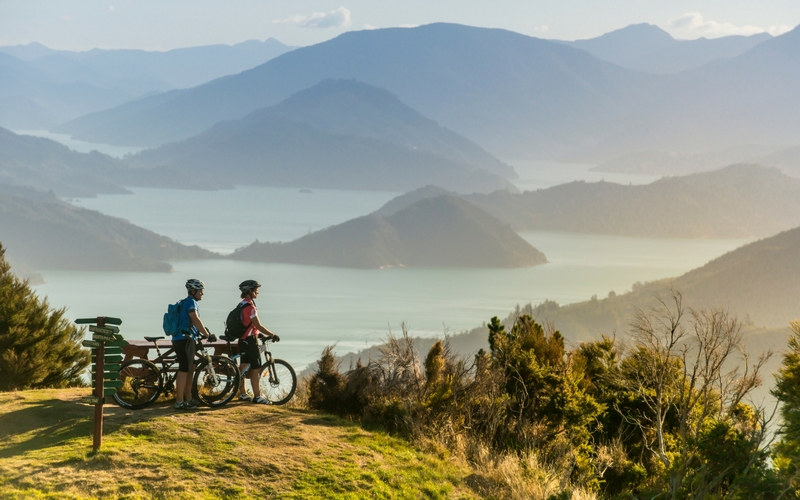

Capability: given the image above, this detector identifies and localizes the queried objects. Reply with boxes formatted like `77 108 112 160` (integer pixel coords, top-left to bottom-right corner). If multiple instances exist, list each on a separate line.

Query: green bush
0 243 89 390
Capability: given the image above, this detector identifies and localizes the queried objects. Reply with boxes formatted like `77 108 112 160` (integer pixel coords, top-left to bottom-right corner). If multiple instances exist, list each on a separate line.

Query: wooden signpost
76 316 127 452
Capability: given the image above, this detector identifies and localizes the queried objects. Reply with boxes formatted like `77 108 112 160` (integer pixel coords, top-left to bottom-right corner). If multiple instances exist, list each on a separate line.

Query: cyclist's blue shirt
172 297 199 341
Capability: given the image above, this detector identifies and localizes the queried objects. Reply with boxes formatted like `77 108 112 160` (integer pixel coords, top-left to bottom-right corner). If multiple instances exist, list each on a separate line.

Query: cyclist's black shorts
173 338 196 372
238 337 262 369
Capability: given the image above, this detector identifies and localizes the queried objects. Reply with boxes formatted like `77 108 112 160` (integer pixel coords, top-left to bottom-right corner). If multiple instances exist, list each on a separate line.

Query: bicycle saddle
144 336 165 342
219 334 235 342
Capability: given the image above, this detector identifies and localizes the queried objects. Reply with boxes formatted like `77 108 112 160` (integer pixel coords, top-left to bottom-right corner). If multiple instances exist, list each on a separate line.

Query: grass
0 388 478 499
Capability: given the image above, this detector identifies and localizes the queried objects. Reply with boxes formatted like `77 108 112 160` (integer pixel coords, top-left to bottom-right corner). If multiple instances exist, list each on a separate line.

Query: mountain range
0 39 293 130
560 23 771 74
125 80 516 193
231 195 546 268
53 22 800 162
385 165 800 238
54 23 659 158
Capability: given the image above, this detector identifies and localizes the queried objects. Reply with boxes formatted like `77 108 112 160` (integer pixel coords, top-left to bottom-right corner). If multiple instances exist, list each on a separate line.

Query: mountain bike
114 335 240 410
220 333 297 405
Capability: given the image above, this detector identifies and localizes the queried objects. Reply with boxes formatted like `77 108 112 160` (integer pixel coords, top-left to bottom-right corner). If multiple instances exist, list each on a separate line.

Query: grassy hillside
0 388 477 499
466 164 800 238
231 195 546 268
0 193 215 272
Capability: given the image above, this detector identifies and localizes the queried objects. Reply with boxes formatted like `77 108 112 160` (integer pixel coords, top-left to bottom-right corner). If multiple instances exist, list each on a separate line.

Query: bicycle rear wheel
114 359 162 409
193 356 240 407
260 359 296 405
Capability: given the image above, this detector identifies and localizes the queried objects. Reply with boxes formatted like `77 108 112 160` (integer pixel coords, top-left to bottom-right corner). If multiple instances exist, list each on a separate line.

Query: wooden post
77 315 123 452
92 316 106 452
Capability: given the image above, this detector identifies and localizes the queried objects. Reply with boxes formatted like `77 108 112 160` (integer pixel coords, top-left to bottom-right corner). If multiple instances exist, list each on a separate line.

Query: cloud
668 12 786 38
274 7 351 29
108 5 115 12
533 25 549 34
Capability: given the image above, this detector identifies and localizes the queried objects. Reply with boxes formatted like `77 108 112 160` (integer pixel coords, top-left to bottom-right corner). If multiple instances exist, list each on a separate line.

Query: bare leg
239 363 250 395
250 368 261 398
184 366 194 401
175 371 190 403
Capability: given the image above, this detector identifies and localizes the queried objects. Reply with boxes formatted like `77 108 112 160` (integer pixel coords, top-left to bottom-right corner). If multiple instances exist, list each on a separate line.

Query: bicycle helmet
185 278 205 291
239 279 261 293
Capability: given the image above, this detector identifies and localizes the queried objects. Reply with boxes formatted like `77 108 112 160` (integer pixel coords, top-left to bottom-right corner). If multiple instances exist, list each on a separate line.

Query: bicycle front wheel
114 359 162 409
260 359 296 405
193 356 240 407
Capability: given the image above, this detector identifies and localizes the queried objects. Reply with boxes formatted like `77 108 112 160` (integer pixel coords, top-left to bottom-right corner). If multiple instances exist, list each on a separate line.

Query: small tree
0 243 89 390
618 290 772 499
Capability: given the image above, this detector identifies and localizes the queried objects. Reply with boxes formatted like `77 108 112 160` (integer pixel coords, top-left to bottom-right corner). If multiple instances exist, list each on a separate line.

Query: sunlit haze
0 0 797 50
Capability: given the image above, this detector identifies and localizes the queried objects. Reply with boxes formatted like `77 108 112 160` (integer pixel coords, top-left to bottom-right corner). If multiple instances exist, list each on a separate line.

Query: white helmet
185 279 205 291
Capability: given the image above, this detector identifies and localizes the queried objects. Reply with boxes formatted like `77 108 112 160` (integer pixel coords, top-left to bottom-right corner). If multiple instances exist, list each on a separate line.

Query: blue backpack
163 298 186 336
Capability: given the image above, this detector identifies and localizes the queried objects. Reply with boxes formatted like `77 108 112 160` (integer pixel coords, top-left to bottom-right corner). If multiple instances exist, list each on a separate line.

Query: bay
44 183 749 370
34 232 748 370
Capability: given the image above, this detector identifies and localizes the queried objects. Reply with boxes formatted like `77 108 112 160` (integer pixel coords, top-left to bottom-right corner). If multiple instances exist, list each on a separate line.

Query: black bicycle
221 334 297 405
114 336 240 409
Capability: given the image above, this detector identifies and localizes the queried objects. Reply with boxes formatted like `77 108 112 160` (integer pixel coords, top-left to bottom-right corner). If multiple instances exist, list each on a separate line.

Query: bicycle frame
147 339 216 396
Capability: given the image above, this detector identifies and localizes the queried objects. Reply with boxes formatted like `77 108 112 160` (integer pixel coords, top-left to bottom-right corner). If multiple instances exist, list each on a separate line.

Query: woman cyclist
236 280 280 404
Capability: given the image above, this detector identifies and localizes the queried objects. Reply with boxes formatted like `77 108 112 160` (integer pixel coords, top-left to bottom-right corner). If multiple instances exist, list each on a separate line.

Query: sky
0 0 798 51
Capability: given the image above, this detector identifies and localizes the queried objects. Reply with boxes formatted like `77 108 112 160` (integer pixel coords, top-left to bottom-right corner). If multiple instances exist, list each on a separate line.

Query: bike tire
114 359 162 410
260 359 296 405
193 356 240 407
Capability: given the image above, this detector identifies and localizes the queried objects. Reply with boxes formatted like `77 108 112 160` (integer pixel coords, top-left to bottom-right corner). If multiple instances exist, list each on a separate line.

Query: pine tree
0 243 89 390
772 321 800 485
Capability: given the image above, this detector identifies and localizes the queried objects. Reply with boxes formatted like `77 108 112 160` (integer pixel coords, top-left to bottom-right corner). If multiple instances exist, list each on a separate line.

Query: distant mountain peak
582 23 674 44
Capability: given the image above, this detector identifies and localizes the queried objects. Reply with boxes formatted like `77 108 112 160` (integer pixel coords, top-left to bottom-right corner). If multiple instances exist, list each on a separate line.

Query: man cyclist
236 280 280 404
174 278 211 410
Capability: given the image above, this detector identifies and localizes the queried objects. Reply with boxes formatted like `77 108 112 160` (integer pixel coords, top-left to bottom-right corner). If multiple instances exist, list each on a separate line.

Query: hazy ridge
125 80 516 193
54 23 800 162
0 192 216 272
465 164 800 238
0 40 294 130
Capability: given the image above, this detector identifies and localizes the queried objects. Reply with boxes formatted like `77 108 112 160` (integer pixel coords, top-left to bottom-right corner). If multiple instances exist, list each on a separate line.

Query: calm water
29 161 746 369
36 196 749 369
73 186 400 254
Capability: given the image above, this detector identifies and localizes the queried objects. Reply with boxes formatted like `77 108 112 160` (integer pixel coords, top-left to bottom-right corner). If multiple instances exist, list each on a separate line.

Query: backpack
224 301 252 340
163 298 186 336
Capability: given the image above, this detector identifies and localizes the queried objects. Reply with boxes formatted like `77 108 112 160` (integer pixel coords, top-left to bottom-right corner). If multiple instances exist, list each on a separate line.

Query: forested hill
230 195 546 268
0 127 243 194
245 80 515 178
0 193 215 272
517 223 800 340
465 164 800 238
125 80 515 194
0 127 129 197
